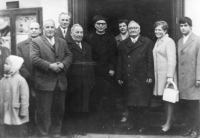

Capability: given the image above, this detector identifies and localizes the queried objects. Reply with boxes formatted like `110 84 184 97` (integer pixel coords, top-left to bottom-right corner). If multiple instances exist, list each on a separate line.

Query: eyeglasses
96 22 107 26
128 27 139 30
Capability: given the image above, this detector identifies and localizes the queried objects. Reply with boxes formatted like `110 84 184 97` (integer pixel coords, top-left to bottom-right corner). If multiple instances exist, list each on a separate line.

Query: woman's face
155 25 166 39
4 59 11 73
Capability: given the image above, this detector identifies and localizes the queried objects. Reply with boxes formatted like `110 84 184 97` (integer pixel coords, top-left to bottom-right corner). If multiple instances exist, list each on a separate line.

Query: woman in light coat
0 55 29 138
153 21 177 132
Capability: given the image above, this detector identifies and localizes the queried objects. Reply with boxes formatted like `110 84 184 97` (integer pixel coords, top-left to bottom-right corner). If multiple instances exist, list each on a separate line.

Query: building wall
185 0 200 36
0 0 68 27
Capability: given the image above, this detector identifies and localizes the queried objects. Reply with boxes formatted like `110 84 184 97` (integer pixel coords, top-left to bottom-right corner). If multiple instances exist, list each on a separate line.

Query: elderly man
178 17 200 138
67 24 94 113
115 19 129 46
30 19 72 138
116 20 154 132
55 12 71 42
86 15 118 112
17 21 41 135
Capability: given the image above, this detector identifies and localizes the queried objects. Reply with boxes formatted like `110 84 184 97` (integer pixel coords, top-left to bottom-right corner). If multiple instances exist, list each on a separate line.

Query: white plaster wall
185 0 200 36
0 0 68 27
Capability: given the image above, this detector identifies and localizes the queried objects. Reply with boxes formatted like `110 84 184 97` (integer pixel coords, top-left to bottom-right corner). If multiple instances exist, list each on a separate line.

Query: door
0 7 42 54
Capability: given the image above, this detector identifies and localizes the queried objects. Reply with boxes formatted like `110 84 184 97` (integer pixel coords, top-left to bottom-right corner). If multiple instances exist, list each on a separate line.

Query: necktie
63 29 66 37
78 42 82 49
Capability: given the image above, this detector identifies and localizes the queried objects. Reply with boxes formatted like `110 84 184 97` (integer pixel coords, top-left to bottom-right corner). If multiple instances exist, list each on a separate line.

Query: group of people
0 12 199 138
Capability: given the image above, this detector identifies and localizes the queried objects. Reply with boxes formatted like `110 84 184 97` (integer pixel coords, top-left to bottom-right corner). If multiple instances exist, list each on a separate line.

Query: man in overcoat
30 19 72 138
178 17 200 138
85 15 118 112
17 21 41 135
55 12 72 42
67 24 94 113
116 20 154 132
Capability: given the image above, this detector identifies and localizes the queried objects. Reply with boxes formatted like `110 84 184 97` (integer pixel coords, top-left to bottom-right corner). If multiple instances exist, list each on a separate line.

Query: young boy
0 55 29 138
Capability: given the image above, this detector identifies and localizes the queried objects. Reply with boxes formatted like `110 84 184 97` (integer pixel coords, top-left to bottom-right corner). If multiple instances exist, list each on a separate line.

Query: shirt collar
159 33 169 42
44 35 55 45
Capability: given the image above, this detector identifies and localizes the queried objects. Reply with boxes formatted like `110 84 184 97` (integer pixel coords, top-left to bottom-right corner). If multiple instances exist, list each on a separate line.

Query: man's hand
196 80 200 87
57 62 64 69
109 70 115 76
49 63 61 73
118 80 123 86
146 78 152 84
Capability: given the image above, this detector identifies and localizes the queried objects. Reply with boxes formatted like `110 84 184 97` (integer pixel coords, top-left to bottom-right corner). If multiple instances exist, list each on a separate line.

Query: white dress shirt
60 27 68 38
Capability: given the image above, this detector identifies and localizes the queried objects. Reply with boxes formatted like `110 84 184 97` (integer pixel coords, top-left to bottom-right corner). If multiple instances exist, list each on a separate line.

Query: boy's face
180 23 192 36
4 59 11 73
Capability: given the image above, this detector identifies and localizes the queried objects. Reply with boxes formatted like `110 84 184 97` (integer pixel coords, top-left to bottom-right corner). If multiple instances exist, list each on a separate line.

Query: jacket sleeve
61 41 73 71
116 42 123 80
147 40 154 79
30 39 51 71
19 78 29 116
166 39 177 78
196 37 200 80
17 44 32 79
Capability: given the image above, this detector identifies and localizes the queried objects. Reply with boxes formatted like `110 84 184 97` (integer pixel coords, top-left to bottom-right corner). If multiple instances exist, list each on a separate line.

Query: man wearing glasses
116 20 154 132
86 15 118 115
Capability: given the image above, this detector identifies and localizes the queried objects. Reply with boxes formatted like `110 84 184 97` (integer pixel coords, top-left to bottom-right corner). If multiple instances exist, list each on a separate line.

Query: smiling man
17 21 41 135
67 24 94 128
116 20 154 132
56 12 72 42
30 19 72 138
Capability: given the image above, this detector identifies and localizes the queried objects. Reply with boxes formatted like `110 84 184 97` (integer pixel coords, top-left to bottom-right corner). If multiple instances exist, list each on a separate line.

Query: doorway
86 0 183 42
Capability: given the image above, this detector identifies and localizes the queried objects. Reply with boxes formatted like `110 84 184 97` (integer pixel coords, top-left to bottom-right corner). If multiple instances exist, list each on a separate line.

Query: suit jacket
55 26 72 42
153 34 177 96
30 35 72 91
178 33 200 100
116 35 154 106
17 38 33 85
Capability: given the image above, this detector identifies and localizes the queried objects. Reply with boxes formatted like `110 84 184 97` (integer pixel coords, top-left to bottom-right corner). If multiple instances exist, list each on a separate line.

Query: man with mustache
17 21 41 135
30 19 72 138
55 12 72 42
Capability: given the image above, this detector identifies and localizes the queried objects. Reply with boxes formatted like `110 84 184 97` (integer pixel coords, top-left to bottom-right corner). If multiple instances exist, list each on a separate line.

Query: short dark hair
93 15 107 23
118 19 129 26
154 20 168 33
178 17 192 27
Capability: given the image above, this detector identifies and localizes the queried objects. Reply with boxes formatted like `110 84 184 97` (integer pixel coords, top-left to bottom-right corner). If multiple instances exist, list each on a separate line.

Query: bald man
116 21 154 132
30 19 72 138
17 21 41 135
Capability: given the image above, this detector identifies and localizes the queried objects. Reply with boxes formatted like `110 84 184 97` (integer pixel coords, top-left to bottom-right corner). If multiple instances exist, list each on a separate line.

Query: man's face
128 22 140 37
29 22 41 39
4 59 11 73
119 22 128 34
59 14 70 29
43 21 55 39
71 26 83 42
180 23 192 36
95 20 107 33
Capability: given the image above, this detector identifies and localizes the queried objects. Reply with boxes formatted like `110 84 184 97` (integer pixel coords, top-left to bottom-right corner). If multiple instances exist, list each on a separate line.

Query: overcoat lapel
125 36 143 54
82 42 89 56
57 27 65 39
54 38 60 54
181 33 195 52
69 39 83 53
42 36 55 52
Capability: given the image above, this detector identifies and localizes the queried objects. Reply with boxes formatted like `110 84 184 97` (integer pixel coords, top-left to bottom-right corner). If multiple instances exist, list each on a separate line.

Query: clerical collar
96 31 105 35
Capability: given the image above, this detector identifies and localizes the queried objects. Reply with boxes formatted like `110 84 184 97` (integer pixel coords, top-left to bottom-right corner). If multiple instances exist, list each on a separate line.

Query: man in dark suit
30 19 72 138
67 24 94 113
55 12 71 42
116 20 154 132
17 21 41 135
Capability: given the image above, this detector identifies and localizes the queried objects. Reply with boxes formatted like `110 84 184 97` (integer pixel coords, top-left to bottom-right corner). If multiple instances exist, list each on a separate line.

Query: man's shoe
182 127 193 136
188 130 199 138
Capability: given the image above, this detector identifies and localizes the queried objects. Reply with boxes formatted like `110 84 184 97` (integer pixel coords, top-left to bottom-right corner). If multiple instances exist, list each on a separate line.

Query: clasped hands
49 62 64 73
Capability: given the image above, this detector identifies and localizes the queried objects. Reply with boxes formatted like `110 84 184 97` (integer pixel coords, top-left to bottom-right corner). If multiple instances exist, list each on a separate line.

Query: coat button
128 55 130 58
128 74 131 76
128 64 130 67
181 63 184 65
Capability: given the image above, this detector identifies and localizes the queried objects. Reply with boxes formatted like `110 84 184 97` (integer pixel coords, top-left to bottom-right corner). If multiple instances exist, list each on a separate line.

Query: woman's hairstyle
118 19 129 26
154 20 168 33
178 17 192 27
